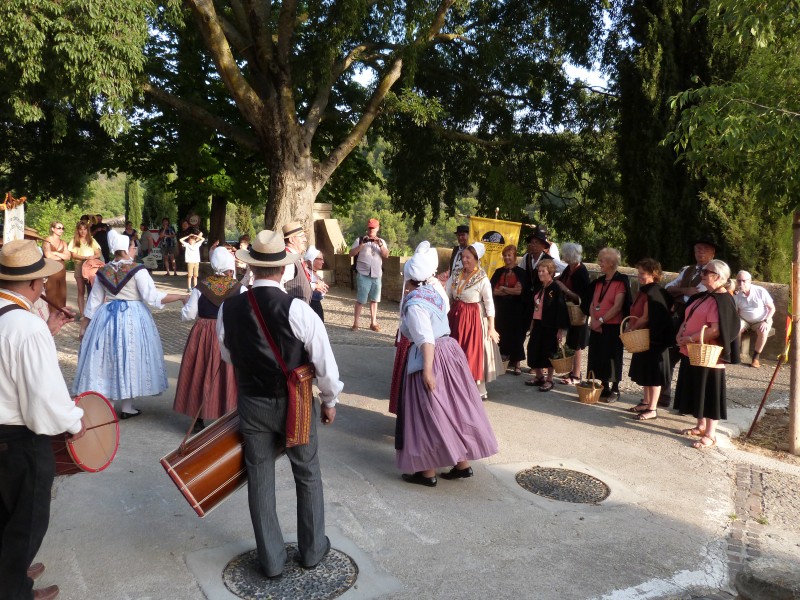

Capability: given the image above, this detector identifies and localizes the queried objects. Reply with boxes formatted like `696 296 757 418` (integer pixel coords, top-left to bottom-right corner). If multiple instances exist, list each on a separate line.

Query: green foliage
142 174 177 227
26 197 84 239
126 178 143 227
234 203 256 240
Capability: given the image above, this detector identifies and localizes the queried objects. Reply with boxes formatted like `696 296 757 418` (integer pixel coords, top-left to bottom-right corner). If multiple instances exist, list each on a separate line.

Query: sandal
679 427 706 437
632 409 657 421
538 381 554 392
525 376 546 387
513 367 522 376
692 435 717 449
627 401 649 413
559 375 579 385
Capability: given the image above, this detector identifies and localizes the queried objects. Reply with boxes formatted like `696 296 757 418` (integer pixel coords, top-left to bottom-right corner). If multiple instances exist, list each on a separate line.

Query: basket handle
620 315 634 335
559 342 566 359
587 370 600 390
699 324 707 345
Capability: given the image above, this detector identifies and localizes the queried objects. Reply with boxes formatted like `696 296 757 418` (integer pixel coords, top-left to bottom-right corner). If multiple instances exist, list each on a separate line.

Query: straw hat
282 221 305 238
0 239 64 281
235 230 298 267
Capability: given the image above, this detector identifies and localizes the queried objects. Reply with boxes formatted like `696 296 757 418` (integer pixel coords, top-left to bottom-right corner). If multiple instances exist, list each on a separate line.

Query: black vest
284 257 312 303
221 286 309 397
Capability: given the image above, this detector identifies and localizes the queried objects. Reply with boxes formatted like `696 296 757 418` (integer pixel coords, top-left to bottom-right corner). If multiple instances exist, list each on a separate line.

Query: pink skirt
173 318 238 420
448 300 483 381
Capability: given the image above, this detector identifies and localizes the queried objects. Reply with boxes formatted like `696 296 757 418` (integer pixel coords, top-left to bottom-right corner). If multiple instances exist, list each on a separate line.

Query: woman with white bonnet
396 242 498 487
304 245 329 322
73 230 188 419
446 241 502 399
173 247 242 432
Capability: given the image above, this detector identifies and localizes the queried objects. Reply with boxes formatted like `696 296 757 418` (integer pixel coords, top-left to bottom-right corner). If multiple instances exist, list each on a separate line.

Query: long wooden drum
52 391 120 475
160 410 246 518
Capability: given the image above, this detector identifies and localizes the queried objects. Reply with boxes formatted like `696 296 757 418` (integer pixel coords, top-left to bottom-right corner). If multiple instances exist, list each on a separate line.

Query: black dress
526 281 570 369
490 266 529 363
628 283 674 387
557 263 590 351
583 272 632 384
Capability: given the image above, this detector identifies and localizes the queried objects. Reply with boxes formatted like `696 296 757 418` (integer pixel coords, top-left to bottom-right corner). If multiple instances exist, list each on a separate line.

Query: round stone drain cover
516 467 610 504
223 544 358 599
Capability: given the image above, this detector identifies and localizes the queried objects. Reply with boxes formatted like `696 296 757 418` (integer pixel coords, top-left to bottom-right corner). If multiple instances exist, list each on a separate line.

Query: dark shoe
600 391 619 403
301 536 331 569
401 472 437 487
33 585 59 600
657 396 672 409
27 563 45 580
632 409 658 421
119 409 142 420
440 466 473 480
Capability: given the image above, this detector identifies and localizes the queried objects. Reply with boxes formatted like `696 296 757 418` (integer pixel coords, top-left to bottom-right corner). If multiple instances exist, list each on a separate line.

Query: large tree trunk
263 149 317 243
209 194 227 247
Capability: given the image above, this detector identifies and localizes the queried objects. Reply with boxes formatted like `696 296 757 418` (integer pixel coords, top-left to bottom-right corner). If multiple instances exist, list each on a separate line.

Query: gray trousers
238 392 327 577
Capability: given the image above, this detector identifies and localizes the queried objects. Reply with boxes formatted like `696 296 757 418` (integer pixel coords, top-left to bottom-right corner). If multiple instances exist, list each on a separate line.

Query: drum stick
39 294 75 318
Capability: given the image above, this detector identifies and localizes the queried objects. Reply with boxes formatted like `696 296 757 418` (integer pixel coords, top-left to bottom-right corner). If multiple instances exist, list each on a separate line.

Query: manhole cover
223 544 358 599
516 467 610 504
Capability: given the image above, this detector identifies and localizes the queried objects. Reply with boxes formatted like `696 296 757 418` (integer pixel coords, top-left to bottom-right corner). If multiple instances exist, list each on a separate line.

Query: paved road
34 272 800 600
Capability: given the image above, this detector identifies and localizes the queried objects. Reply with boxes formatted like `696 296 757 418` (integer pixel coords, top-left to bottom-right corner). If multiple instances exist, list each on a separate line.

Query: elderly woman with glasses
674 259 740 449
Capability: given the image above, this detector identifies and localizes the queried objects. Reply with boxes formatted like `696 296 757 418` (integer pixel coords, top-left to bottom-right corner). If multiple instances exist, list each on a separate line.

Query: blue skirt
72 300 168 400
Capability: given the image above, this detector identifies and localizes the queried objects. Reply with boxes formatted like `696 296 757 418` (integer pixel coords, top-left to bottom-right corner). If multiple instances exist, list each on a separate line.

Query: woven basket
687 325 723 367
567 302 586 326
575 370 601 404
619 316 650 353
549 344 574 374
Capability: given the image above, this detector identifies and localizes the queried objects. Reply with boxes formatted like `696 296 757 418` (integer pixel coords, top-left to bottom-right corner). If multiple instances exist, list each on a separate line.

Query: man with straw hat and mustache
216 230 343 578
280 221 312 303
0 240 85 600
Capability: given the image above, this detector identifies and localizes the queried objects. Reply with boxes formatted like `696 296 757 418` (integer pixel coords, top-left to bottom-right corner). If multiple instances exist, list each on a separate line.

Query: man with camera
349 218 389 331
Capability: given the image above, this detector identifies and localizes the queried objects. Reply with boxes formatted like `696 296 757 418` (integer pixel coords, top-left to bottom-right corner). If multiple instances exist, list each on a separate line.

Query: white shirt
181 288 202 321
84 263 168 318
665 264 708 302
0 293 84 435
181 239 202 263
735 284 775 323
518 251 566 276
216 279 343 407
279 248 303 286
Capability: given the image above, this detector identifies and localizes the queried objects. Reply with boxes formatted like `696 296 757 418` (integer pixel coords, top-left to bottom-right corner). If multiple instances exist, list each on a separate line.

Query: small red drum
81 257 105 287
160 410 246 518
52 391 120 475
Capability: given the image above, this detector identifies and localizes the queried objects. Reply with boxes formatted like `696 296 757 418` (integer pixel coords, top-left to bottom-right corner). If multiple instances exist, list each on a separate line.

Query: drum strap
0 303 25 317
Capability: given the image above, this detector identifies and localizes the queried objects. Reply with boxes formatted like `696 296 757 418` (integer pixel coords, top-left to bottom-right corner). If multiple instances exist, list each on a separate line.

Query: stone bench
739 326 776 362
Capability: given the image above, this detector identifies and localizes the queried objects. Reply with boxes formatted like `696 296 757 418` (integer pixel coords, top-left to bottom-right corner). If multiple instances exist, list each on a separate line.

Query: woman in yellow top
67 221 101 316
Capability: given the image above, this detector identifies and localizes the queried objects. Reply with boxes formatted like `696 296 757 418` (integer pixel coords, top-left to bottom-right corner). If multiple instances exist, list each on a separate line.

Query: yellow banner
468 216 522 276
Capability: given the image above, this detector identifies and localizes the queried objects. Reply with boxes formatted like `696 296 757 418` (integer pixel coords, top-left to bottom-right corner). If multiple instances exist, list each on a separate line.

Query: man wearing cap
449 225 470 273
0 240 85 600
349 218 389 331
734 271 775 368
280 222 312 303
519 230 555 295
216 230 342 579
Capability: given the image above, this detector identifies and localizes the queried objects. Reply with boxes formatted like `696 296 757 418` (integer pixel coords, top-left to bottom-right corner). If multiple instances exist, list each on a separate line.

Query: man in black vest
449 224 470 273
217 230 343 579
280 221 312 303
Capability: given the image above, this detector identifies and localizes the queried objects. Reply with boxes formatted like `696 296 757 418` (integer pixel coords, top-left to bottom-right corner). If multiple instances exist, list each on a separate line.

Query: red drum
81 257 105 287
52 391 120 475
160 410 246 518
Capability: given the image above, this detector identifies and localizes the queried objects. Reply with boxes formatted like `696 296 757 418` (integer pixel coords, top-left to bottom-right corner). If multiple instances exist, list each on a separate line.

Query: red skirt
389 335 412 415
448 300 483 381
173 318 238 420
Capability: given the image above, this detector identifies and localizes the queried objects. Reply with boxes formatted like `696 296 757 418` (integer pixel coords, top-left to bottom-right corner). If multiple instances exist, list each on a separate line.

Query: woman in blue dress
396 242 498 487
73 231 188 418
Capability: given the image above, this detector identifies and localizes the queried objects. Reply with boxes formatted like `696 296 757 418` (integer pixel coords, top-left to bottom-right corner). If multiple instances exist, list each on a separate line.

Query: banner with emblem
1 193 26 245
468 216 522 275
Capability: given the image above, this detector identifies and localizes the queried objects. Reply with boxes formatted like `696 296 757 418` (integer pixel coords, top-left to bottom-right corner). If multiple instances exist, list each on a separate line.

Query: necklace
594 276 614 312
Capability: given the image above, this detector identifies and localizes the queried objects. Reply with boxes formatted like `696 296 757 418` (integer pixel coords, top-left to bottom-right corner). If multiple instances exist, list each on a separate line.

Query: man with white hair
734 271 775 368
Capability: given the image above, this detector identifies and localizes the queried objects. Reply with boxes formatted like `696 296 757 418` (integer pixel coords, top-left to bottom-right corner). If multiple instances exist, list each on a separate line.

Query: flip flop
632 409 658 421
692 435 717 449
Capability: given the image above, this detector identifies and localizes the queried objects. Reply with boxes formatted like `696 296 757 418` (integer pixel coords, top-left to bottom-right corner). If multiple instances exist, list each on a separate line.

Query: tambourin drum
160 410 246 518
51 391 120 475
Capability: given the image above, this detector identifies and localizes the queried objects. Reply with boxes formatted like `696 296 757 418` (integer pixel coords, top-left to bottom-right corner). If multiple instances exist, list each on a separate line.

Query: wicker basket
567 302 587 326
687 325 723 367
619 316 650 353
575 370 602 404
549 344 574 374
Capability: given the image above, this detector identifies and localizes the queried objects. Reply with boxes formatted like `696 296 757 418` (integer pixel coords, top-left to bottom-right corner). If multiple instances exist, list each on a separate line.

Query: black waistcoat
221 286 309 397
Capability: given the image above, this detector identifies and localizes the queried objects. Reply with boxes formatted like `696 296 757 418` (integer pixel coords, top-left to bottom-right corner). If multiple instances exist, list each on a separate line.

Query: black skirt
566 323 589 351
587 324 623 383
628 345 670 387
495 297 527 362
527 321 559 369
674 355 727 420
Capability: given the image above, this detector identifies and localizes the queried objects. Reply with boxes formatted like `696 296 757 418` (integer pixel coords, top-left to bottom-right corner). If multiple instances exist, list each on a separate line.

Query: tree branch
243 0 274 77
427 123 512 147
141 81 261 153
277 0 297 69
185 0 265 126
731 97 800 118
